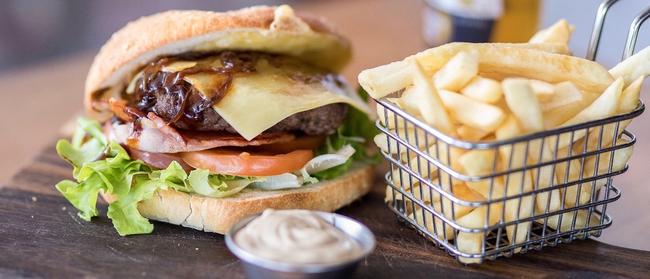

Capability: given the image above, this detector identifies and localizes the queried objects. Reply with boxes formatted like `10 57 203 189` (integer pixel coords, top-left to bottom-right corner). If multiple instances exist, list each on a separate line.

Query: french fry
555 147 583 208
410 206 455 240
435 51 479 91
409 182 486 241
414 43 612 93
409 182 438 204
610 45 650 87
453 182 489 202
494 115 534 252
358 60 411 99
467 179 500 200
591 143 634 174
457 125 490 141
458 149 498 176
385 185 396 203
385 168 438 203
385 179 434 207
358 45 541 100
495 115 521 140
527 139 562 213
543 91 597 129
529 79 555 102
528 19 574 45
556 78 624 149
457 232 484 264
438 145 466 186
581 76 645 152
402 143 464 179
359 42 591 100
377 104 409 129
415 43 570 75
480 72 513 81
520 125 564 214
433 194 479 220
387 167 414 190
456 205 503 264
409 60 456 135
580 142 634 204
545 210 600 233
439 90 506 132
373 128 427 154
465 177 507 223
502 78 544 132
456 206 498 230
504 180 534 253
501 158 534 253
461 76 503 104
566 142 633 207
619 75 645 112
466 179 507 236
414 182 483 221
387 167 423 204
540 81 583 112
391 87 419 115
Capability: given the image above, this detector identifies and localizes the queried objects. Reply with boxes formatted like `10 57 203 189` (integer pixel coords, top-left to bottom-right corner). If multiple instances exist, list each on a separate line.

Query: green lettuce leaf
55 178 102 221
56 118 107 178
311 159 353 180
107 177 160 235
154 161 190 192
55 118 254 236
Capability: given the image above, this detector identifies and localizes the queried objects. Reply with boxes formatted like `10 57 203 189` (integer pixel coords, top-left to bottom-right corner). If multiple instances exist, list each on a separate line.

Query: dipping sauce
234 209 364 264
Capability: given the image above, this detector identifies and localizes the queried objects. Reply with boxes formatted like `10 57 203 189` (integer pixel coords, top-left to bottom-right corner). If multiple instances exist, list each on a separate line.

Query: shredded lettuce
55 118 254 236
312 88 380 180
252 173 303 190
188 169 255 197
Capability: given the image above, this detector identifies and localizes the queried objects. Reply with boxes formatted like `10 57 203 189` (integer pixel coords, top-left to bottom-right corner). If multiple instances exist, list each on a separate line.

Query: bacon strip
125 146 193 172
107 113 295 153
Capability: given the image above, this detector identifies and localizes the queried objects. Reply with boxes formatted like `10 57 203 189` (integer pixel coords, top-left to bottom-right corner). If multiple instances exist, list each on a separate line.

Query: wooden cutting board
1 144 649 278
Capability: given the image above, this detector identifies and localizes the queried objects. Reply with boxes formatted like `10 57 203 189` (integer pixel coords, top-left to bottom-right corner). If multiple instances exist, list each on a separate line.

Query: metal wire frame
378 97 637 261
376 0 649 263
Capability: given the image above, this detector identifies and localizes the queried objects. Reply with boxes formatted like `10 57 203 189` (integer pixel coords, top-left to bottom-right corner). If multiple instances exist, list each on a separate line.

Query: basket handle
586 0 620 61
623 6 650 59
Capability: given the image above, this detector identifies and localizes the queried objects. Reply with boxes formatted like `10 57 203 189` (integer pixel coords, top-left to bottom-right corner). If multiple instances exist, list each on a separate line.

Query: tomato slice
180 149 314 176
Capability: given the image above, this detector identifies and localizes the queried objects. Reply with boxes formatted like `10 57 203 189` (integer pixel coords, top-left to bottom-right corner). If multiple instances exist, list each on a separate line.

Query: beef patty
156 96 348 135
128 52 348 136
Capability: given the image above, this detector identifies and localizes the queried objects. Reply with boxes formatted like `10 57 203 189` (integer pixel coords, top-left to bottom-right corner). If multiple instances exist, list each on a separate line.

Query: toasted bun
85 5 351 117
101 164 373 234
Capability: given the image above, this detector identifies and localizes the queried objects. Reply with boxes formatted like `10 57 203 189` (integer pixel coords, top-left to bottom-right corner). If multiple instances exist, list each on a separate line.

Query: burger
55 5 376 236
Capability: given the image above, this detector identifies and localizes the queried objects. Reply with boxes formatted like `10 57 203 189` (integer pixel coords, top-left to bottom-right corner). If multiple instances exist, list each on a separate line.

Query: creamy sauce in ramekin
234 209 363 264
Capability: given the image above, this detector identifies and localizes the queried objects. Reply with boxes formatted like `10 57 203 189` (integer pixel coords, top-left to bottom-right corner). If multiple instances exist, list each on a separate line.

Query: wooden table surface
1 0 649 273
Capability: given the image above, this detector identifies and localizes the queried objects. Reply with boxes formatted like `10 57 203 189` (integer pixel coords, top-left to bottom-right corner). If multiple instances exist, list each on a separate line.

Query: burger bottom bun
100 164 374 234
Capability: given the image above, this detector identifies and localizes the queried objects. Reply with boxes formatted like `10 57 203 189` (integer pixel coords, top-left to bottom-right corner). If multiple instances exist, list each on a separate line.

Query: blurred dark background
1 0 648 72
0 0 287 71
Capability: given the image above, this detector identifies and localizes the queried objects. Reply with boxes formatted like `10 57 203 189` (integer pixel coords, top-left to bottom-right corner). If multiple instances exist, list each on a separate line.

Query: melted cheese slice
183 59 370 140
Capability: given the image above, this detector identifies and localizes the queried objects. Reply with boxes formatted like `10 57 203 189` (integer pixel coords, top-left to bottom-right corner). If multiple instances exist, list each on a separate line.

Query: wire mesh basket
375 0 649 263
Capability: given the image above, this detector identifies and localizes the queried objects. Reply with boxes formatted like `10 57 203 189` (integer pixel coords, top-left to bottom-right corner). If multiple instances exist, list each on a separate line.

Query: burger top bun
84 5 351 115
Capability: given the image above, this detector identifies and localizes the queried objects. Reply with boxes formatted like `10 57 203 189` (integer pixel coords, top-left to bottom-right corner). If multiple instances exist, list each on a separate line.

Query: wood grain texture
2 145 650 278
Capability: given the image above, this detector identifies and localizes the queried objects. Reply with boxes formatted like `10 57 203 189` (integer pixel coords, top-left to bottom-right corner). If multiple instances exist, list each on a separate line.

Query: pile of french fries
359 20 649 263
